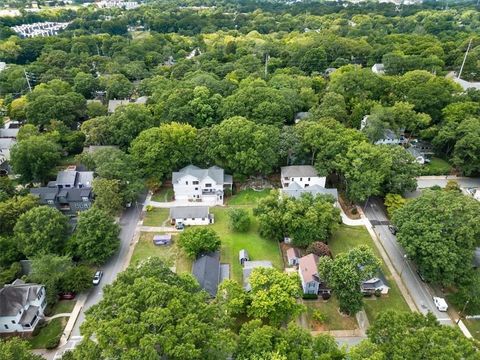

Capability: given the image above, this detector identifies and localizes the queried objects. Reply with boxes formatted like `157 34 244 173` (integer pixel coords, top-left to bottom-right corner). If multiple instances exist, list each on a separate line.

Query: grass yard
464 319 480 341
143 208 169 227
51 300 75 315
130 232 192 274
28 317 66 349
303 297 358 331
151 188 174 202
329 225 410 321
210 207 283 282
422 157 453 175
227 189 272 205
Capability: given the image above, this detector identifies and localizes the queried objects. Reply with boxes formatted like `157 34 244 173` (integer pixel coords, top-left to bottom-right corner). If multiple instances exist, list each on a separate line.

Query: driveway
362 197 452 325
51 194 146 359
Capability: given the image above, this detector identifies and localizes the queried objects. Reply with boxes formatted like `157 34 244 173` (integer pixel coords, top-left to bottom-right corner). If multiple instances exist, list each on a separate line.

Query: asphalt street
362 197 452 325
53 194 146 358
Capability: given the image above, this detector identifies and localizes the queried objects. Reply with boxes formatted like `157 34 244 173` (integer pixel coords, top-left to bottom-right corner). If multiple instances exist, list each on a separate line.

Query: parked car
93 270 103 285
175 222 185 230
59 292 76 300
388 225 397 235
433 296 448 312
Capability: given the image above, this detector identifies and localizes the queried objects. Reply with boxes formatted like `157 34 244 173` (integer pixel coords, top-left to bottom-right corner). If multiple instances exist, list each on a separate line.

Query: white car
93 270 103 286
433 296 448 312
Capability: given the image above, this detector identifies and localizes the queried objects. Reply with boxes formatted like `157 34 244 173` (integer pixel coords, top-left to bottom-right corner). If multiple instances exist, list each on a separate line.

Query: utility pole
458 38 473 79
23 69 32 92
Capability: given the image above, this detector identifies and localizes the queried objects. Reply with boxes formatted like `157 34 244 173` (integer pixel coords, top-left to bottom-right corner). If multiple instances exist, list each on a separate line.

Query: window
183 218 187 221
47 200 54 205
195 187 198 191
305 184 309 188
202 218 205 221
205 183 212 188
82 197 89 202
185 181 189 185
193 181 199 185
4 325 8 329
308 177 311 181
191 218 195 220
300 178 303 181
11 320 15 324
284 177 289 180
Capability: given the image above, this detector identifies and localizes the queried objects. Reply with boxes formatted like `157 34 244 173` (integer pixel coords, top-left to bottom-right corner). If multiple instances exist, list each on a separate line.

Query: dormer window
193 181 199 185
205 184 212 188
185 181 189 185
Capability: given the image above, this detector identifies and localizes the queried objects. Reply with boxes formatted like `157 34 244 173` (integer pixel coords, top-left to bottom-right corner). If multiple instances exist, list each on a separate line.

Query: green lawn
210 207 283 282
422 157 453 175
151 188 174 202
304 297 358 331
227 189 272 205
329 225 410 321
130 232 192 274
51 300 75 315
143 208 169 227
464 319 480 341
29 318 66 349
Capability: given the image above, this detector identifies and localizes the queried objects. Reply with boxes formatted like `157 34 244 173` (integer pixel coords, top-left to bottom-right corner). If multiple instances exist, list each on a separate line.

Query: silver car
93 270 103 285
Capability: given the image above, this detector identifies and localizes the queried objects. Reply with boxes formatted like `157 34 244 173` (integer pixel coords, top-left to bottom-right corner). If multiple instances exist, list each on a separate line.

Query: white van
433 297 448 312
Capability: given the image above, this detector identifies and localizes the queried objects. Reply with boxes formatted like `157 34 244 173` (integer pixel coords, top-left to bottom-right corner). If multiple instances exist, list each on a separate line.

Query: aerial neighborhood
1 0 480 359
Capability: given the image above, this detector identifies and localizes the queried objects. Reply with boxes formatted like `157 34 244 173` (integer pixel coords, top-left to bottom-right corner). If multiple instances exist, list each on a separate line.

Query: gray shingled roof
56 170 77 187
192 252 220 297
19 305 39 325
0 128 19 138
172 165 228 185
242 261 273 291
170 206 209 219
282 184 338 201
0 280 43 316
108 99 130 113
281 165 318 178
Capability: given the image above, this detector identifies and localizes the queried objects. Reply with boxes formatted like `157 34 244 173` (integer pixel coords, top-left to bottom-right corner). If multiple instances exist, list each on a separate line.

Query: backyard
227 188 272 206
151 187 174 202
329 225 410 321
422 157 453 175
302 297 358 331
130 232 192 274
143 208 169 227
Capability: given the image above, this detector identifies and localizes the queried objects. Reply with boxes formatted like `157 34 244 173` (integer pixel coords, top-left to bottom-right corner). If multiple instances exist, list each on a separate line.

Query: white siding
0 287 46 333
282 176 326 189
173 217 212 226
173 174 224 205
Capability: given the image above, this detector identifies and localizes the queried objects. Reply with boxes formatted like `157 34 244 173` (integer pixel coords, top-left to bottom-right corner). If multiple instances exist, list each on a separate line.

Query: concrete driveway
362 197 452 325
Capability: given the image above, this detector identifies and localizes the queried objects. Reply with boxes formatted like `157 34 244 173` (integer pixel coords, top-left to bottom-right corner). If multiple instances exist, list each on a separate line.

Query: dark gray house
30 167 94 216
192 251 223 297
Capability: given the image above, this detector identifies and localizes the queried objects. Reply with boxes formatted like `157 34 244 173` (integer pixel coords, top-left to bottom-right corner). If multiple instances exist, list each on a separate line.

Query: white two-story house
172 165 233 205
280 165 326 189
0 279 47 334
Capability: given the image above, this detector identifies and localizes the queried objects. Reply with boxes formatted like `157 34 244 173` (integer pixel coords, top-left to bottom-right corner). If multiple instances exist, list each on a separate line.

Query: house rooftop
192 251 220 297
282 183 338 201
170 206 209 219
281 165 318 178
298 254 320 283
243 261 273 291
286 247 300 260
107 99 130 113
0 279 43 317
172 165 231 185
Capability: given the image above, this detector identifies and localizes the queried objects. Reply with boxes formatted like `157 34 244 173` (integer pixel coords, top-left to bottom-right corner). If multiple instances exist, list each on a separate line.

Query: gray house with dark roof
172 165 233 205
192 251 222 297
0 279 46 334
30 167 94 215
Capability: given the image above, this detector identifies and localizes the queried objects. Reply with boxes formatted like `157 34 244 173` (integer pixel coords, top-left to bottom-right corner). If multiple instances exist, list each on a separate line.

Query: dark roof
192 252 220 297
19 305 39 325
56 170 77 187
0 280 43 316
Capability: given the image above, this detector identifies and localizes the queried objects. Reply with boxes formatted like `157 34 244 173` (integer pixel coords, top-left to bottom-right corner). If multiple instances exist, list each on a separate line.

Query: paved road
362 197 452 326
53 195 145 358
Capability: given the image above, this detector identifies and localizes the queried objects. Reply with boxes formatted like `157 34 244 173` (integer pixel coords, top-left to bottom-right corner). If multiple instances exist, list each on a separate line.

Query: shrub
312 310 328 324
145 205 154 212
302 293 318 300
306 242 331 258
228 208 251 232
178 227 221 258
321 293 331 300
45 334 61 349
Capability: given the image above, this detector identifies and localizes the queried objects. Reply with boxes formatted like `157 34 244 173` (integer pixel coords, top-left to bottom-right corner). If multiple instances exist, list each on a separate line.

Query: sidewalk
340 210 364 226
358 207 418 313
59 293 88 346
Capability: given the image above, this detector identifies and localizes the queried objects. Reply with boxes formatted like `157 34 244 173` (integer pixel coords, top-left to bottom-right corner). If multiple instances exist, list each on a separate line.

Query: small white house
406 147 426 165
169 206 213 226
280 165 326 189
0 279 46 334
172 165 233 205
286 248 300 266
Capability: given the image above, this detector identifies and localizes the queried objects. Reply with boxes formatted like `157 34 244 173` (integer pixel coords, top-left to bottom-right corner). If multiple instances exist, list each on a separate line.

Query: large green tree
72 208 120 265
73 258 236 359
130 122 197 180
393 189 480 285
318 245 381 315
247 267 304 325
0 194 38 235
178 227 221 259
0 338 42 360
92 178 124 216
360 311 480 359
254 191 340 247
10 136 62 183
205 117 280 176
14 206 69 257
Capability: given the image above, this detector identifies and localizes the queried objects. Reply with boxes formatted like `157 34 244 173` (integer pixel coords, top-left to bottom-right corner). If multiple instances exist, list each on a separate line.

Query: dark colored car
59 292 76 300
417 270 427 283
388 225 398 235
